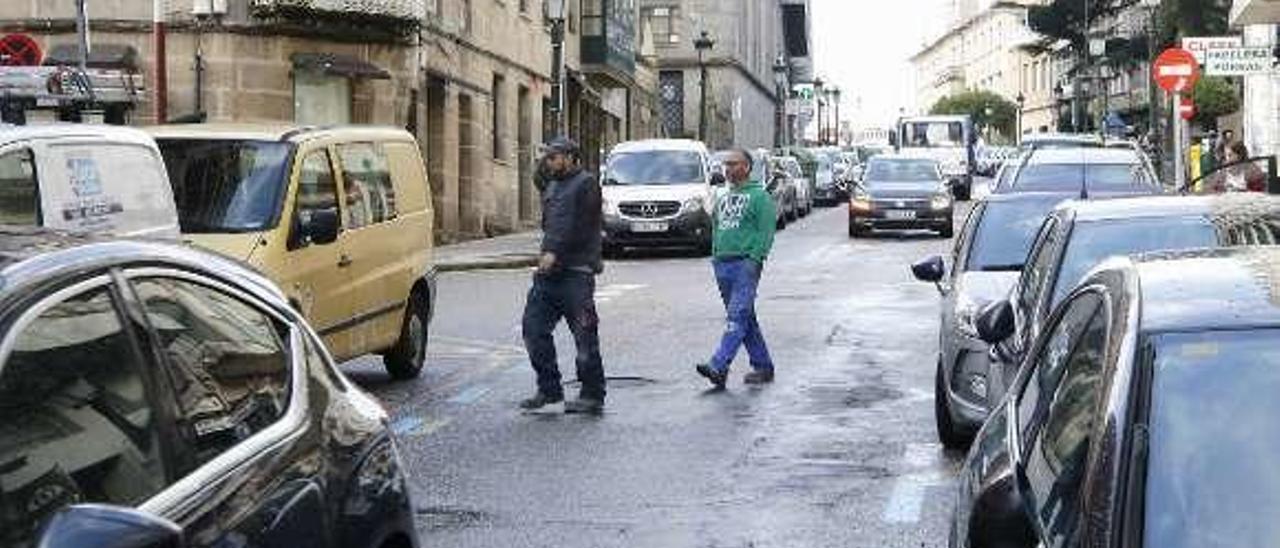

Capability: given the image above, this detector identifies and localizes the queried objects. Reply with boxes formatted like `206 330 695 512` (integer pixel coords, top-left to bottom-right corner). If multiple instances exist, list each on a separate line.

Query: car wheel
385 293 429 380
938 222 954 238
848 221 865 238
603 243 622 259
935 362 970 450
777 214 787 230
953 182 972 202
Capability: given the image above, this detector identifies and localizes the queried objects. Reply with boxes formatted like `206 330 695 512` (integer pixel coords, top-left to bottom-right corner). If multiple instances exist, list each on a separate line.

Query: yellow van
149 125 436 379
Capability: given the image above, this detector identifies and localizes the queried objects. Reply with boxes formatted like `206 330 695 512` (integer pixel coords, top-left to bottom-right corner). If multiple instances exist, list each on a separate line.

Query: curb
436 255 539 272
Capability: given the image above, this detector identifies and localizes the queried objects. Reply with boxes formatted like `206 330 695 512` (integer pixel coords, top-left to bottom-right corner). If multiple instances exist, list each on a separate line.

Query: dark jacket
540 166 602 273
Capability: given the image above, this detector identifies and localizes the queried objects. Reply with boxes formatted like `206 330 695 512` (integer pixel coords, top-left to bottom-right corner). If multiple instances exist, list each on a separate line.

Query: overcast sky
810 0 945 128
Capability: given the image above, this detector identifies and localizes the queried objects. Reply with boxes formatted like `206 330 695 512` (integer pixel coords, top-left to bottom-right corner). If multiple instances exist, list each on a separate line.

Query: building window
294 72 351 125
643 6 680 46
582 0 603 36
464 0 473 33
520 0 528 12
493 74 505 160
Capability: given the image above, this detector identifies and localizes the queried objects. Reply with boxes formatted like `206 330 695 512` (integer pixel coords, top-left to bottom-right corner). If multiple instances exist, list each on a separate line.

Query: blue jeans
710 258 773 373
522 271 606 400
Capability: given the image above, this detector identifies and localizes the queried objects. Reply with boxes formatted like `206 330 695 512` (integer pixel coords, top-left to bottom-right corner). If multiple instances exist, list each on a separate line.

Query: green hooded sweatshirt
712 179 777 264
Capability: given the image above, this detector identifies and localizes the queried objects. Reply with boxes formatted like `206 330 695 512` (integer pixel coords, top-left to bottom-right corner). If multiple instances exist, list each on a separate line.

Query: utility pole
153 0 167 123
695 31 715 144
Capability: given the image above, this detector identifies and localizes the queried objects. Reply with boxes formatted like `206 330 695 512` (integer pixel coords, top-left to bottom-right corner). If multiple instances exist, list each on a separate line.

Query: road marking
449 385 492 404
595 283 647 303
882 442 950 524
389 415 453 438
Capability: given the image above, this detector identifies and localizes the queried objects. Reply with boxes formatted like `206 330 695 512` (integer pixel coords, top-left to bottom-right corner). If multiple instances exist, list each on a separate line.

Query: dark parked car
952 245 1280 548
849 155 953 238
813 150 848 205
0 229 419 548
980 195 1280 406
996 148 1162 196
912 192 1073 448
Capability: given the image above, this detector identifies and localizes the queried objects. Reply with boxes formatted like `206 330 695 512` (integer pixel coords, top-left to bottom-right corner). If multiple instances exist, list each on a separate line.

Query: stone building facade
639 0 805 150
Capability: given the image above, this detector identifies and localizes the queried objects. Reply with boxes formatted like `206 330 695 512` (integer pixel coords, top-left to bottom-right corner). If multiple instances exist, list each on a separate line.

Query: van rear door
34 138 179 239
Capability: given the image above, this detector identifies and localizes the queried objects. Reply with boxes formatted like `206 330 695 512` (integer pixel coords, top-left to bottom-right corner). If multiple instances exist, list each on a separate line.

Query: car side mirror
710 172 726 186
603 177 620 186
38 504 184 548
976 300 1016 344
967 470 1037 548
294 207 340 248
911 255 946 284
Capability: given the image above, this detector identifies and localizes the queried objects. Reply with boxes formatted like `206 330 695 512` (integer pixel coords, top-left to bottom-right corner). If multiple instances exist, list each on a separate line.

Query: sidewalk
435 230 542 272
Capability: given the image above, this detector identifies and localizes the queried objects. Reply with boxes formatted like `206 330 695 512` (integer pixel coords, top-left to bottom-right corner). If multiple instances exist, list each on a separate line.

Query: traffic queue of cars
0 123 430 548
908 132 1280 548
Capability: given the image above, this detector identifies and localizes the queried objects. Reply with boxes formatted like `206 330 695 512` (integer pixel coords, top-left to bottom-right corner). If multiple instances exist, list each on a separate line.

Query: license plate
885 210 917 220
631 221 669 233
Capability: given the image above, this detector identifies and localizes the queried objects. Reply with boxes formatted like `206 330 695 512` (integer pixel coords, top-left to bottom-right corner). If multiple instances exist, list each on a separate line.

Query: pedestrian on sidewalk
519 137 607 414
696 148 777 389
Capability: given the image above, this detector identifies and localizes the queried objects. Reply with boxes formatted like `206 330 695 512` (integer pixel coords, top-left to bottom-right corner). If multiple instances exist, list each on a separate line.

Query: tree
1191 76 1240 129
929 91 1019 141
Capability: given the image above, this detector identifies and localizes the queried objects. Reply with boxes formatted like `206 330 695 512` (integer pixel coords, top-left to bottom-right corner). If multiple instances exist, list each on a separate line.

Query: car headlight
849 189 872 212
680 197 706 215
603 197 620 216
931 192 952 210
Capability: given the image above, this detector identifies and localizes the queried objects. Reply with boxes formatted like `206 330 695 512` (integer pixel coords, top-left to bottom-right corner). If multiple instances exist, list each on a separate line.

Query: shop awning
1230 0 1280 27
290 53 390 79
43 43 139 71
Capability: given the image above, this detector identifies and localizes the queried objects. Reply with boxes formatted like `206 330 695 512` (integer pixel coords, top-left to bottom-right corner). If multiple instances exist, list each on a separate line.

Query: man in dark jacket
520 137 606 414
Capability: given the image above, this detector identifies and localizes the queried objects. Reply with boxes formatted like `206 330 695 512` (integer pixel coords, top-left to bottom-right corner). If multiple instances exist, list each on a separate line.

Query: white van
0 125 179 238
601 139 721 256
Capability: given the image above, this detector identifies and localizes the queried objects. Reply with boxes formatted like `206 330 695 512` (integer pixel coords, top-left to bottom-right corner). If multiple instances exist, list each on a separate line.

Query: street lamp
772 55 788 148
1016 92 1025 144
983 106 994 143
546 0 567 136
831 86 842 147
694 30 715 144
814 76 825 146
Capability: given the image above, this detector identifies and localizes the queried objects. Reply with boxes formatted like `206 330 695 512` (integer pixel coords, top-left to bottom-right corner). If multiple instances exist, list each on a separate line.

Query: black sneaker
696 363 727 389
519 392 564 410
743 369 775 385
564 397 605 414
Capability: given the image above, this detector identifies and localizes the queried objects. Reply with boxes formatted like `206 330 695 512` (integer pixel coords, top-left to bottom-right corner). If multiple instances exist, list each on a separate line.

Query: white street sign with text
1204 47 1274 76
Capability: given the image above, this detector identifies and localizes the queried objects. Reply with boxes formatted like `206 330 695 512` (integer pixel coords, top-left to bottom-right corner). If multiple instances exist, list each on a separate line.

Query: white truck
893 114 978 200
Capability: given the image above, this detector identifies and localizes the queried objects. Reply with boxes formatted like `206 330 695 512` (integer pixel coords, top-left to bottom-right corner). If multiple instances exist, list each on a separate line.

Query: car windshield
1014 162 1151 192
157 139 292 233
606 151 704 185
1051 216 1218 304
865 159 937 183
1144 330 1280 548
966 198 1062 271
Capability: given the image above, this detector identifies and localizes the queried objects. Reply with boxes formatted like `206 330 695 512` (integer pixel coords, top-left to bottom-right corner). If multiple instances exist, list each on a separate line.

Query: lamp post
831 86 842 147
772 55 788 148
1016 92 1025 144
546 0 567 136
694 30 715 144
814 76 825 146
983 106 994 143
1052 83 1064 131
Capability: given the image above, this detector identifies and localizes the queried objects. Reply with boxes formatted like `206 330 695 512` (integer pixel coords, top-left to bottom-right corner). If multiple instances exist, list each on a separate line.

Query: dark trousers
522 271 606 400
710 258 773 373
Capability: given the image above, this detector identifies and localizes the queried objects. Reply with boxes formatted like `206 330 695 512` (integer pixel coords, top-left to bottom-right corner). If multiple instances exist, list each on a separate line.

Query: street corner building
0 0 554 241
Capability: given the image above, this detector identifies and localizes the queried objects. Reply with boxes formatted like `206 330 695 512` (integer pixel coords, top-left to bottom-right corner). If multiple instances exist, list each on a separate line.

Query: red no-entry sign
1154 47 1200 93
1179 96 1196 121
0 34 42 66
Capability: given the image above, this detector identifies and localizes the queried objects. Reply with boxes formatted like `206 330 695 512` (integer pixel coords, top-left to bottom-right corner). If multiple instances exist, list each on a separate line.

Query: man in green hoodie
697 148 777 389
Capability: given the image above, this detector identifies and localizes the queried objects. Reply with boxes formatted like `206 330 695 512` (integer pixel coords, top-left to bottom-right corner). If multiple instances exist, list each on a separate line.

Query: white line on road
448 385 492 405
389 415 453 438
882 442 950 524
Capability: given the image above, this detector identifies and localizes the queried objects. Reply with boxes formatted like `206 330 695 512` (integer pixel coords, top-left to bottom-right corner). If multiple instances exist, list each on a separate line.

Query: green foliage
1191 76 1240 128
929 91 1019 140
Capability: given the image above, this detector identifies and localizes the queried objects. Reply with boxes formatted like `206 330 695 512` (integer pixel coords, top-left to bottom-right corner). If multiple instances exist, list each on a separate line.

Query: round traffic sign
1179 96 1196 121
0 34 42 66
1153 47 1200 93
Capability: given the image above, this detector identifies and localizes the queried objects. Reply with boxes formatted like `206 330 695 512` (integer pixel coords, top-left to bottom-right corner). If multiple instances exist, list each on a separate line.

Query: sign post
1154 48 1201 190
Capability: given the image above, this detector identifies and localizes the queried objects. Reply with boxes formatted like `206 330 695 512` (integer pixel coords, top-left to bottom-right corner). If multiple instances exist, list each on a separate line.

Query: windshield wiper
980 263 1024 272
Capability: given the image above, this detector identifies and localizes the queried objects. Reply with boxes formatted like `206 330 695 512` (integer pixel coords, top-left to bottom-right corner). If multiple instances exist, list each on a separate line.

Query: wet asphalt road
341 188 986 548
